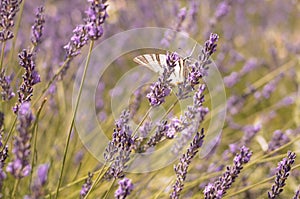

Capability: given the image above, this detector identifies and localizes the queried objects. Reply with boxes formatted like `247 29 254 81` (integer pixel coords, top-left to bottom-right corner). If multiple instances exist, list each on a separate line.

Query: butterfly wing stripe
133 55 149 66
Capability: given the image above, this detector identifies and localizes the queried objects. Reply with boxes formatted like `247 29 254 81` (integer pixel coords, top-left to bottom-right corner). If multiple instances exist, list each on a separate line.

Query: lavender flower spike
7 102 34 178
170 129 205 199
0 0 22 41
204 146 252 199
268 151 296 199
25 163 49 199
31 6 45 47
80 172 93 198
114 177 134 199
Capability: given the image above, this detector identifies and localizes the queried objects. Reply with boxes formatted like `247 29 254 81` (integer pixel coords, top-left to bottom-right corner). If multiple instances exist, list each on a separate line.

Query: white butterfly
133 53 189 85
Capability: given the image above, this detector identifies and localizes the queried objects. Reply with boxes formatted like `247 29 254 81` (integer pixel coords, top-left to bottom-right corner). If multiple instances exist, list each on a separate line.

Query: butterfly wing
133 54 185 84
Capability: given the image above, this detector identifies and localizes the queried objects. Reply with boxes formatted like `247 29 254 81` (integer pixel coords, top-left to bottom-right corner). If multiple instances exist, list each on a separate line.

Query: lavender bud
170 130 205 199
0 0 22 41
204 146 252 199
31 6 45 47
268 151 296 199
0 69 15 100
146 78 171 107
80 172 93 198
114 177 134 199
7 102 34 178
268 130 290 152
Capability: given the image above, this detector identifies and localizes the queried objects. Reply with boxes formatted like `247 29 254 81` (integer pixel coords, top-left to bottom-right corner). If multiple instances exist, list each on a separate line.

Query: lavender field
0 0 300 198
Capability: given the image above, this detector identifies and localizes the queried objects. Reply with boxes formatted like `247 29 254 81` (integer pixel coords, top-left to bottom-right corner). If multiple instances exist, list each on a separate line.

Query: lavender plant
0 0 298 198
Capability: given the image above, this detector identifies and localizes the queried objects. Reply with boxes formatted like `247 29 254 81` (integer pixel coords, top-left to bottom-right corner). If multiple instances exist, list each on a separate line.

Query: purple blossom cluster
25 163 49 199
268 151 296 198
0 0 22 41
7 102 34 178
62 0 108 75
114 177 134 199
0 69 15 100
170 129 205 199
80 172 93 198
13 49 41 113
204 146 252 199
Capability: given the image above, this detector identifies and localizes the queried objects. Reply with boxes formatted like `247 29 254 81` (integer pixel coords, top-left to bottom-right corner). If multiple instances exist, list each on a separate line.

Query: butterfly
133 53 191 85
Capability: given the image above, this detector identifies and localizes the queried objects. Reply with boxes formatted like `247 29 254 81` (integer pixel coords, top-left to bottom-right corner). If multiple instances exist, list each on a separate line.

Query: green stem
33 58 70 106
29 98 47 189
83 164 111 199
0 42 6 71
54 42 94 199
103 178 116 199
11 179 20 199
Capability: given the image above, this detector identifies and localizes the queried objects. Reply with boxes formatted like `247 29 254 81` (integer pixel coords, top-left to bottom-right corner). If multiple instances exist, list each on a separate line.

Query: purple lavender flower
13 50 40 113
224 71 240 88
84 0 108 40
0 69 15 100
7 102 34 178
61 0 108 77
241 124 261 146
0 144 8 191
204 146 252 199
146 79 171 106
80 172 93 198
166 51 180 68
214 1 230 19
203 33 219 58
268 130 290 152
0 0 22 41
293 187 300 199
268 151 296 199
25 163 49 199
104 110 133 179
114 177 134 199
31 6 45 47
170 130 205 199
161 7 187 47
172 84 209 154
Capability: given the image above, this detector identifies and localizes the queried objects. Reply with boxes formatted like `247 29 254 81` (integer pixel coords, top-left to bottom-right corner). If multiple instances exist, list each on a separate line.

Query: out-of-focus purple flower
224 72 240 88
13 50 40 113
204 146 252 199
7 102 34 179
25 163 49 199
161 7 187 47
227 95 245 115
215 1 230 19
0 144 8 191
170 129 205 199
240 58 258 75
261 75 282 99
31 6 45 47
80 172 93 198
0 0 22 41
241 124 261 146
268 130 290 152
37 163 49 186
0 69 15 100
268 151 296 199
114 177 134 199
